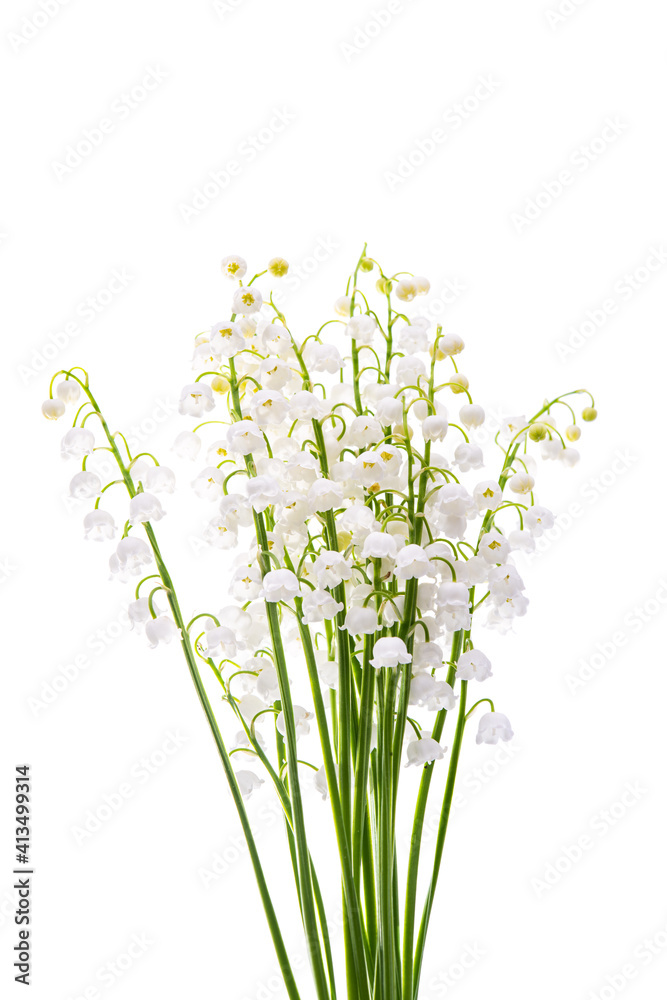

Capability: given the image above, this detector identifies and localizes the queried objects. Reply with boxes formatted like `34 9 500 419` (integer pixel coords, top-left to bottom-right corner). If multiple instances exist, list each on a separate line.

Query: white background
2 1 666 998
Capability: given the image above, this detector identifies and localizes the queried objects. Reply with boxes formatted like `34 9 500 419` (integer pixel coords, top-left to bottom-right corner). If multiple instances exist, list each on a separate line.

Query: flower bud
393 423 413 440
56 380 81 404
438 334 465 357
211 375 230 394
395 278 418 302
268 257 289 277
528 422 548 442
508 472 535 495
376 277 392 294
334 295 352 317
42 399 65 420
582 407 597 422
359 257 374 272
566 424 581 442
448 373 469 394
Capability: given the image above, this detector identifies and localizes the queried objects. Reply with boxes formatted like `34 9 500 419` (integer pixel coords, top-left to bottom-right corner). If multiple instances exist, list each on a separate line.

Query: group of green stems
48 252 593 1000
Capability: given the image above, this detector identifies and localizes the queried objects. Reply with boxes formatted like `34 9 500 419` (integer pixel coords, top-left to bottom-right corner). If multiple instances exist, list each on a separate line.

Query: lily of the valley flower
61 428 95 459
405 734 446 767
129 492 165 525
145 616 181 649
277 706 313 739
456 649 493 681
370 636 412 669
83 510 116 541
179 383 215 418
69 471 102 499
475 712 514 745
260 569 300 603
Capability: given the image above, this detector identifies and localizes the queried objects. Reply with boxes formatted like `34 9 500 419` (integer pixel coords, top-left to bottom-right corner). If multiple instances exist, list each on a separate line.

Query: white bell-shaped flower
412 641 444 671
488 565 524 600
395 544 432 580
250 389 290 427
145 616 181 649
304 342 343 373
454 443 483 472
345 314 377 344
129 492 165 525
128 598 151 631
409 674 457 711
246 475 285 512
210 320 244 357
141 465 176 494
289 391 326 421
478 531 511 564
439 333 464 357
475 712 514 745
55 380 81 404
202 625 238 660
69 471 102 499
375 395 403 425
111 536 153 578
302 589 344 623
179 383 215 417
406 735 446 767
220 254 247 280
83 510 116 541
396 355 426 387
192 467 225 501
525 505 554 536
235 770 264 800
456 649 493 681
42 398 66 419
370 636 412 668
473 480 502 511
422 415 448 442
342 606 378 635
276 706 313 739
459 403 485 428
227 420 266 456
259 569 300 603
508 472 535 495
314 766 329 800
61 428 95 459
191 341 221 371
307 479 344 513
172 431 201 461
313 551 353 589
361 532 398 560
233 285 263 315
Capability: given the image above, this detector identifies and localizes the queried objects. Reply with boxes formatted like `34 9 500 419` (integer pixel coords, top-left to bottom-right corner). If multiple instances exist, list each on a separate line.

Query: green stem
401 631 463 1000
80 383 301 1000
413 681 468 994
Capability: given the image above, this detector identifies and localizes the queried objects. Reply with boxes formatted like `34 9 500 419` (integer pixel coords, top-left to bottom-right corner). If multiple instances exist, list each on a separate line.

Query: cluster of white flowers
43 250 597 800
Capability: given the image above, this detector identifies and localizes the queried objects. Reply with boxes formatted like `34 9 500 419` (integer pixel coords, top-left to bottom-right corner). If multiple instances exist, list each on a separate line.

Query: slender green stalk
413 681 469 993
73 380 302 1000
295 607 372 1000
401 632 463 1000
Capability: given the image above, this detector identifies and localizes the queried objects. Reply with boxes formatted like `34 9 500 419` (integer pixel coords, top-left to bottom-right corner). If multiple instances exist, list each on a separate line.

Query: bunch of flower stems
44 246 595 1000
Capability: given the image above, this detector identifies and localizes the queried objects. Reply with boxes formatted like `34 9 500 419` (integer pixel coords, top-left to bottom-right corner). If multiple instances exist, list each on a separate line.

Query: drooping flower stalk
43 249 596 999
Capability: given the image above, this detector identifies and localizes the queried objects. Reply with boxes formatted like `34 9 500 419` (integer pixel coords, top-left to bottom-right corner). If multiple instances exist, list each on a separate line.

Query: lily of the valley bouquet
43 247 596 1000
